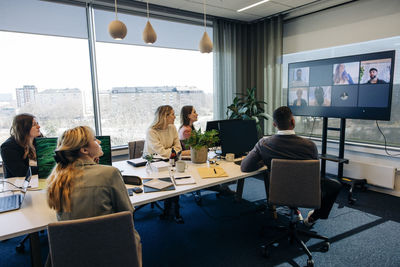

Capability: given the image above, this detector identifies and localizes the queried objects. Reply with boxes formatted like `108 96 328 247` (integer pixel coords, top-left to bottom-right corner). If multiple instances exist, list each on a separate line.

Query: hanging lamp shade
108 20 127 40
143 21 157 44
199 31 213 53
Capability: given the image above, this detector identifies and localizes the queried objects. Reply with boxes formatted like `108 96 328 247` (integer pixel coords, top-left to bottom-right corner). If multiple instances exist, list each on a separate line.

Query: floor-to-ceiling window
0 0 94 146
0 0 213 150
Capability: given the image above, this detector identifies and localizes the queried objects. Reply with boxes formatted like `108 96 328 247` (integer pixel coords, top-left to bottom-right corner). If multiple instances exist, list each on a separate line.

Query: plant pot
190 146 208 164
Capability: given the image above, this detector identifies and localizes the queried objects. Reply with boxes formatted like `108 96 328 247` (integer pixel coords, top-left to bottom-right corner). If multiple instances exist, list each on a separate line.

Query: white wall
283 0 400 54
283 0 400 196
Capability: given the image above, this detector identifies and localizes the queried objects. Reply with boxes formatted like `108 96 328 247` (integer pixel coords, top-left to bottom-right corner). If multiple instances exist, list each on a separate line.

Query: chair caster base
320 241 330 252
305 259 314 267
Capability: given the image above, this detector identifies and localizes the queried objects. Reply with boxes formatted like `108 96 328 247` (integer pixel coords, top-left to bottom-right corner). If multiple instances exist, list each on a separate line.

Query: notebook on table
142 177 175 193
0 167 32 213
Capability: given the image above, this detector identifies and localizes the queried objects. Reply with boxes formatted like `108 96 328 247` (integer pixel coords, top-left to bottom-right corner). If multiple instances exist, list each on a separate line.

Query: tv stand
319 117 367 204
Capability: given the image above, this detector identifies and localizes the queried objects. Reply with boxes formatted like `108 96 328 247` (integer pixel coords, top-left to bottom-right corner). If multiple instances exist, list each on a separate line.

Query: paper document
174 175 196 185
144 179 173 190
197 167 228 178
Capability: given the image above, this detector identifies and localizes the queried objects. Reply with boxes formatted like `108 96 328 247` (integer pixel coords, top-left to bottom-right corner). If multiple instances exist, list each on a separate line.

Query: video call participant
291 69 307 87
240 106 342 226
46 126 142 266
367 68 386 84
144 105 184 223
292 89 308 107
1 113 42 178
310 87 330 106
333 64 354 85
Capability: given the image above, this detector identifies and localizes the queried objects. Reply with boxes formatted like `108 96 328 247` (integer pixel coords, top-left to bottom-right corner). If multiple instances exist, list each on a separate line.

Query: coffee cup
176 160 187 172
226 153 235 162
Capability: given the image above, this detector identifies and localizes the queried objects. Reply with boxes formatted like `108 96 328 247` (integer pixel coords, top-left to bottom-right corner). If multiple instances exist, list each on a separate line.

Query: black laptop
0 167 32 213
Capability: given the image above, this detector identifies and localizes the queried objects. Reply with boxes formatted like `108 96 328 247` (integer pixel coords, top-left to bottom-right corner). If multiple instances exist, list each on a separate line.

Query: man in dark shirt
241 106 341 226
367 68 387 84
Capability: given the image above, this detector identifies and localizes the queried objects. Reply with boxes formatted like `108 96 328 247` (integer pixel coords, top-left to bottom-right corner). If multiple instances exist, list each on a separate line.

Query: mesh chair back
128 140 145 159
47 211 140 267
268 159 321 209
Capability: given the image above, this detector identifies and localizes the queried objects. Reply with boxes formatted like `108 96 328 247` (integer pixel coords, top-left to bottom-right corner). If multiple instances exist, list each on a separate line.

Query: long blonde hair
150 105 173 130
11 113 37 160
47 126 95 212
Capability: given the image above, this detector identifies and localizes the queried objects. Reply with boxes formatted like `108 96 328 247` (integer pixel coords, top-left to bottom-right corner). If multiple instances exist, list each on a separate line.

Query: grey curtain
213 16 283 134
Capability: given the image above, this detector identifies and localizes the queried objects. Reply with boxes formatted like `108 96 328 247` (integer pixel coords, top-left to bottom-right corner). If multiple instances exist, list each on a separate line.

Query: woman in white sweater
144 105 184 223
144 105 182 158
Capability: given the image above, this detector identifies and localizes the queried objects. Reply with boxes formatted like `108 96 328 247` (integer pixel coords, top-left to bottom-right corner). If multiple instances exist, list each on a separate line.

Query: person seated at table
178 105 198 151
144 105 185 223
178 105 234 197
241 106 341 227
1 113 42 178
46 126 141 265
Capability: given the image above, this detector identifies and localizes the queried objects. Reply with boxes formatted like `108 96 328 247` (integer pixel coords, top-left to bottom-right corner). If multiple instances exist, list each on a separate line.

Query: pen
175 176 191 180
213 168 217 174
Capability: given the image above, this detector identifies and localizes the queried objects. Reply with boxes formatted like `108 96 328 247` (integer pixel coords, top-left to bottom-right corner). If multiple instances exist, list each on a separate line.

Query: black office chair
47 211 141 267
261 159 329 267
128 140 163 213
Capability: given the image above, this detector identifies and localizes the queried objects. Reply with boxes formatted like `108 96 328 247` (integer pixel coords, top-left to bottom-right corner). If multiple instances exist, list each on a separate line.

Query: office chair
261 159 329 267
128 140 163 212
47 211 141 267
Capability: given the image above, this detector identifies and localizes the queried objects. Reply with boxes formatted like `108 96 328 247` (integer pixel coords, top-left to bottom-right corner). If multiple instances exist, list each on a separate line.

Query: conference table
0 159 266 267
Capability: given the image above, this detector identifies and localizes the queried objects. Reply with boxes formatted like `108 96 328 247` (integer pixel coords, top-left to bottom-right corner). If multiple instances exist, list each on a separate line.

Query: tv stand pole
319 117 366 204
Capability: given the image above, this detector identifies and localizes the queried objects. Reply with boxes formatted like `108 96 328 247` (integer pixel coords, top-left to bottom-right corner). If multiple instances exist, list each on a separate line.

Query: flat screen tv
35 136 112 179
287 50 395 120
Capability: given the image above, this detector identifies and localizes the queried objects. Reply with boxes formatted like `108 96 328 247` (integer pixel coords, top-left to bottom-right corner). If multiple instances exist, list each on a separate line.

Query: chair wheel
320 241 330 252
261 245 270 258
306 259 314 267
348 198 356 205
16 243 25 253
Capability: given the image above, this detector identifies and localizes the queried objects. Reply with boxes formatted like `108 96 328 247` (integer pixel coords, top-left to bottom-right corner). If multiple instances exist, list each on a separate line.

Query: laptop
0 167 32 213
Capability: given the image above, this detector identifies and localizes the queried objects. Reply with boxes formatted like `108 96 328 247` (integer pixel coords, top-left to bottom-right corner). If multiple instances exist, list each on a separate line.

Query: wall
283 0 400 196
283 0 400 54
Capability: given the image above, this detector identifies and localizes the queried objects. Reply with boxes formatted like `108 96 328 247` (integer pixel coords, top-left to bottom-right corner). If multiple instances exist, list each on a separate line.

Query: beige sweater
144 124 182 158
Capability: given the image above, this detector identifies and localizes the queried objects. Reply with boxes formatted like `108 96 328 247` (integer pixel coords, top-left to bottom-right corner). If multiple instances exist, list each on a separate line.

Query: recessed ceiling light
237 0 270 12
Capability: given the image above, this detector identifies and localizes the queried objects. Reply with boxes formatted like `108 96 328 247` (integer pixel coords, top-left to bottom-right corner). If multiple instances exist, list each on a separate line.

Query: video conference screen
35 136 112 179
287 50 395 120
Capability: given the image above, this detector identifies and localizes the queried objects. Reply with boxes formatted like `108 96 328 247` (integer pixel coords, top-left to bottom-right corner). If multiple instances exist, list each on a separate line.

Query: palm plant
226 87 272 137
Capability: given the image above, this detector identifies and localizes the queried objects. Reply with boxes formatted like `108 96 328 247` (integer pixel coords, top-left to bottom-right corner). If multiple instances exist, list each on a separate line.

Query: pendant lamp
108 0 127 40
143 0 157 44
199 0 213 53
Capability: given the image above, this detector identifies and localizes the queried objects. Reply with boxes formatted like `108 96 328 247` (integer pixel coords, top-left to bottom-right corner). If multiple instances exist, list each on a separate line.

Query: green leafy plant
226 87 272 137
184 129 219 150
142 154 154 162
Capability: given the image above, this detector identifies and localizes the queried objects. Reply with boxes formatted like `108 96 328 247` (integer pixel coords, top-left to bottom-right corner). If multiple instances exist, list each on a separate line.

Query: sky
0 31 213 97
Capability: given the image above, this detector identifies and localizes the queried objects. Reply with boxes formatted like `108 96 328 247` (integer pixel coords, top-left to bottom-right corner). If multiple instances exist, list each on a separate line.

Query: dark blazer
1 136 38 178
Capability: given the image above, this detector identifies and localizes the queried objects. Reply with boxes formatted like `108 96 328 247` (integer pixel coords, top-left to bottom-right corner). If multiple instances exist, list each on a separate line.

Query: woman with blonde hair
1 113 41 178
144 105 182 158
47 126 141 264
144 105 184 223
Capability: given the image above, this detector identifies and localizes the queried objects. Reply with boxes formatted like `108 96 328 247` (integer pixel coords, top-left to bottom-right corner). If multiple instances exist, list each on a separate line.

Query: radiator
341 161 397 189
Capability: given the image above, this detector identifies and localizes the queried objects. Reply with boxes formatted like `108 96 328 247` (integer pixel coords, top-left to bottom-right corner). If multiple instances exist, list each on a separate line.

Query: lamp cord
147 0 149 20
203 0 206 31
114 0 118 20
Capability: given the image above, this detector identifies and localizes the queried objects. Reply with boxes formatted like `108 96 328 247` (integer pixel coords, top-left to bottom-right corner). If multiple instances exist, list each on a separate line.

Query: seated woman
178 105 198 151
46 126 141 264
1 113 41 178
143 105 184 223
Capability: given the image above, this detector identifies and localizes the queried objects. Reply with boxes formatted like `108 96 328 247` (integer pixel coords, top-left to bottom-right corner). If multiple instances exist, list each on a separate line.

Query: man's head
273 106 295 130
369 68 378 79
296 69 302 80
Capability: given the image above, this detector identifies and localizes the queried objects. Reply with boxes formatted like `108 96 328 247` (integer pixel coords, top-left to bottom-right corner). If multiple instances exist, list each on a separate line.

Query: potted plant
226 87 272 138
184 129 219 164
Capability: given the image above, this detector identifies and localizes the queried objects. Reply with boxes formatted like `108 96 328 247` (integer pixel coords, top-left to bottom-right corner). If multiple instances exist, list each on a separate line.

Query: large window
282 36 400 147
0 0 213 150
94 9 213 146
0 0 94 146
